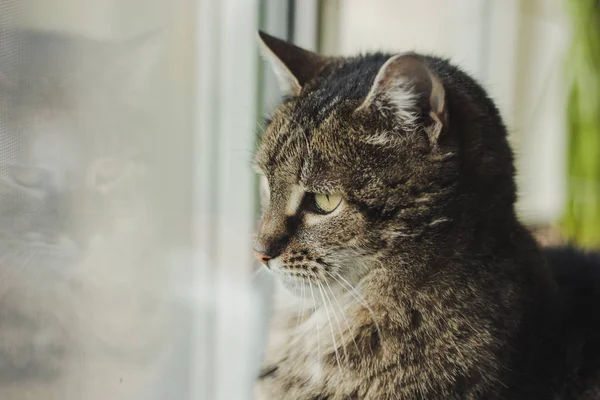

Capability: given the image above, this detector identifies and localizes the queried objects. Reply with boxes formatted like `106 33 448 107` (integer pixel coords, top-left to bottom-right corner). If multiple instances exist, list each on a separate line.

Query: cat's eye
313 193 342 213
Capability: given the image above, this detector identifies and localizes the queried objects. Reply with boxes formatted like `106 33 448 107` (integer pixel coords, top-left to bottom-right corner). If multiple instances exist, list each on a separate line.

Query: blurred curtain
193 0 260 399
0 0 196 399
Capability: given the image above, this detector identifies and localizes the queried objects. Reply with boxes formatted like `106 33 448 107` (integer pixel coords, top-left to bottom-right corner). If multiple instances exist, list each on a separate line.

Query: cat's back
545 246 600 399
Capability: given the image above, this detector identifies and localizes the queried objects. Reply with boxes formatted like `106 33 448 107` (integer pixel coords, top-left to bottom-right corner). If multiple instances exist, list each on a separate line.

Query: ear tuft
356 53 447 143
257 31 325 96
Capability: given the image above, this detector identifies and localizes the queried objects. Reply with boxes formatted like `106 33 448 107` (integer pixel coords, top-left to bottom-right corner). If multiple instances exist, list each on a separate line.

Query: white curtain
0 0 196 399
0 0 275 398
193 0 262 399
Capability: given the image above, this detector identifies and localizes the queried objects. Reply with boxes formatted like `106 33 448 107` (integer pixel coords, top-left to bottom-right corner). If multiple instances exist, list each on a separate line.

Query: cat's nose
253 249 272 266
253 236 288 266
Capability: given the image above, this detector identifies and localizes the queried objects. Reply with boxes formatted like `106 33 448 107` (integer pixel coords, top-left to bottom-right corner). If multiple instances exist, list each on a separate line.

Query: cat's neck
263 269 511 398
266 232 550 395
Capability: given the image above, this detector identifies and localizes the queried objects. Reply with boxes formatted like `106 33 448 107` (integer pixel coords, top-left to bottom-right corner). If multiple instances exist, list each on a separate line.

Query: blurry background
0 0 597 399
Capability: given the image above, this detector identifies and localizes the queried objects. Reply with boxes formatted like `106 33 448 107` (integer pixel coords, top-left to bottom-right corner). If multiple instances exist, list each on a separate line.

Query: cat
0 29 172 399
253 31 600 399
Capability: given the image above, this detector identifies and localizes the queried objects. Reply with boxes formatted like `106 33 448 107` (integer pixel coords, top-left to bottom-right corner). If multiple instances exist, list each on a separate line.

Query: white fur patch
309 356 324 383
357 54 420 127
363 128 420 146
428 217 451 226
286 185 305 215
259 174 270 210
364 131 395 146
385 83 420 126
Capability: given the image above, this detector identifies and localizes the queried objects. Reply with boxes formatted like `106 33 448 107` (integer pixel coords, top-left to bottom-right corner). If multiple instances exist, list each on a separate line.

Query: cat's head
253 32 516 295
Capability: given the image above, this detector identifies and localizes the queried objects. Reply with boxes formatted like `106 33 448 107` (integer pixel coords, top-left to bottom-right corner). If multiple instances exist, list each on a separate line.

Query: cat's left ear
258 31 326 96
357 53 447 143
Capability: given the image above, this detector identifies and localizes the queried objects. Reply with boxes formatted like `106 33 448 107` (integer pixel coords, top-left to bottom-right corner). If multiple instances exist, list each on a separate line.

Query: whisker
307 277 321 363
319 279 349 361
328 270 383 344
295 279 305 332
316 280 343 375
323 277 360 358
255 119 266 135
251 266 264 281
300 278 307 323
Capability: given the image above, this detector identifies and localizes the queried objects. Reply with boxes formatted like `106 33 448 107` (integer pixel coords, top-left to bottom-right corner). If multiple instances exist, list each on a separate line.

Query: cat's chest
257 299 499 399
264 307 328 372
257 305 363 399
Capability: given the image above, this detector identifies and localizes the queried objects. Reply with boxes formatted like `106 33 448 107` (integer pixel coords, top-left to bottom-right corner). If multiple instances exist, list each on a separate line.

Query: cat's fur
253 32 600 399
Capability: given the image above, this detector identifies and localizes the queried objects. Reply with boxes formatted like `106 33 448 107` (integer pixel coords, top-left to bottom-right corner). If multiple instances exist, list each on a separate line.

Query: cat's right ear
356 53 447 143
257 31 325 96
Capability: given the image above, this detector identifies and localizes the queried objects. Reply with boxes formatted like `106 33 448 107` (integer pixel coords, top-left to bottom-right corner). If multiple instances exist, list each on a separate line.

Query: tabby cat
253 31 600 399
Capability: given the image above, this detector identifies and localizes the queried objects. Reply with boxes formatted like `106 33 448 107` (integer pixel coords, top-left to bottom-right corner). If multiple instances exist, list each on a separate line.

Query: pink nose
254 250 272 265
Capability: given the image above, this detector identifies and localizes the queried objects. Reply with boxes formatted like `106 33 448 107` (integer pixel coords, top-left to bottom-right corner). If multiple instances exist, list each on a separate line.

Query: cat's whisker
307 276 321 364
251 266 263 281
295 279 305 332
328 270 383 343
323 276 360 359
319 278 349 361
285 280 307 348
316 279 343 375
255 119 266 136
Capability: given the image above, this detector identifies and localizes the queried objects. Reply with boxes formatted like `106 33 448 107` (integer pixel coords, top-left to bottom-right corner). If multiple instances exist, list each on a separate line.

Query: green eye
314 193 342 213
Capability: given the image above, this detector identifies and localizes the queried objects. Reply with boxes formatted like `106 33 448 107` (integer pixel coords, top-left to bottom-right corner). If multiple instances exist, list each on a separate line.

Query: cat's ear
257 31 325 96
356 53 447 142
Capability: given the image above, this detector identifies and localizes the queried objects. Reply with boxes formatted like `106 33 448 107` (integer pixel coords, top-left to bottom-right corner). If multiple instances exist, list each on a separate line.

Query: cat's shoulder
544 245 600 288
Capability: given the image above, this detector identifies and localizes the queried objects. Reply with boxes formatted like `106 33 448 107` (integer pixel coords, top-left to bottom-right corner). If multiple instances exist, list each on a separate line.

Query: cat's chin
273 273 346 304
269 271 314 298
277 277 310 297
269 258 352 301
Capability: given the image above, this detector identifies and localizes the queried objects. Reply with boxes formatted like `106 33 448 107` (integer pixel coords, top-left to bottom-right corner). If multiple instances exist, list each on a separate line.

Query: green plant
562 0 600 247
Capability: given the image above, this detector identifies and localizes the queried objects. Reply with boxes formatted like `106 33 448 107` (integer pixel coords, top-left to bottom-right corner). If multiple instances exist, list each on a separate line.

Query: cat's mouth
264 248 371 303
268 256 345 299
